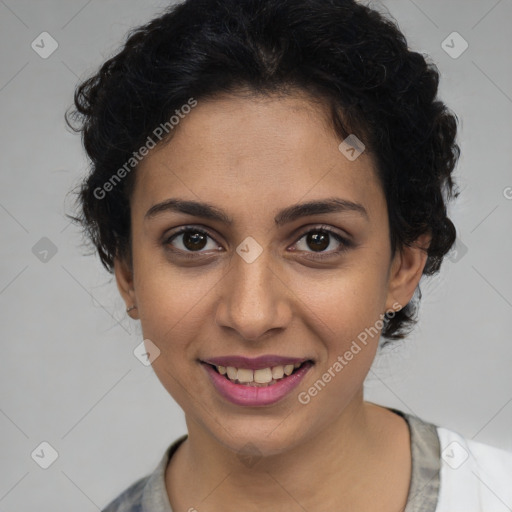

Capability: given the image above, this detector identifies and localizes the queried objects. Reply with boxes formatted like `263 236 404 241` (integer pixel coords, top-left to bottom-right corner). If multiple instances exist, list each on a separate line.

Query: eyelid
289 224 353 258
290 224 352 245
163 223 353 258
164 225 224 252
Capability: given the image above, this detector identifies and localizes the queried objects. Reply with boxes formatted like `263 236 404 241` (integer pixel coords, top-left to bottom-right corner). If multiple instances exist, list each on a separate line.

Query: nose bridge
216 248 290 340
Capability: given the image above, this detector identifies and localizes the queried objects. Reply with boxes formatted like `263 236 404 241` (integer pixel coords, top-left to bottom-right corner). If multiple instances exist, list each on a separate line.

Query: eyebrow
144 197 368 225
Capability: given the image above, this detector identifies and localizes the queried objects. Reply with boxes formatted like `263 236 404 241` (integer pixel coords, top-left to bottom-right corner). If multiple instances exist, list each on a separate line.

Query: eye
292 227 352 258
164 227 222 253
164 225 352 260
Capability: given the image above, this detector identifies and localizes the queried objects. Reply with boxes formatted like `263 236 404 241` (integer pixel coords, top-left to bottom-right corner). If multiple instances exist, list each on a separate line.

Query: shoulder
436 426 512 512
101 434 188 512
101 475 148 512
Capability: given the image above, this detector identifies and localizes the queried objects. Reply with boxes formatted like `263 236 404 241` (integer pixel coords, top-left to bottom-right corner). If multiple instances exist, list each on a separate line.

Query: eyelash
164 225 353 261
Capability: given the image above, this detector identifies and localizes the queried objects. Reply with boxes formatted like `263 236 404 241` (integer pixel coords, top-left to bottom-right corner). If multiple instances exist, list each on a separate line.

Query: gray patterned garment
102 408 441 512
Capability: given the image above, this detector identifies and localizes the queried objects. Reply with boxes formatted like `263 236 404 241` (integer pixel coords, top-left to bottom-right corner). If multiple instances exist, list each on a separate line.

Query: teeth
254 368 272 384
217 362 306 385
226 366 238 380
271 366 284 379
237 368 253 383
284 364 294 376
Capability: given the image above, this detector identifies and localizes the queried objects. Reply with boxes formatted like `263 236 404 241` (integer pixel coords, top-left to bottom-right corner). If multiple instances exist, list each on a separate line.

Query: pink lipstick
200 356 314 406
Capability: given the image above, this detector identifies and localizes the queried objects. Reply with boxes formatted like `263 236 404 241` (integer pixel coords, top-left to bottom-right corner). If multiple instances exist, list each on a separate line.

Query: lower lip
201 361 313 406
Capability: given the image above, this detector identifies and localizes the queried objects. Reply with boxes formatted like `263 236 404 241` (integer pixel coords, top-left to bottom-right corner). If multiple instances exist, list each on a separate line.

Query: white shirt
436 427 512 512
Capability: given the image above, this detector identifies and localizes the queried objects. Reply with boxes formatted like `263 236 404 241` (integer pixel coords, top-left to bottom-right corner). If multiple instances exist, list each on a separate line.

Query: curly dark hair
65 0 460 342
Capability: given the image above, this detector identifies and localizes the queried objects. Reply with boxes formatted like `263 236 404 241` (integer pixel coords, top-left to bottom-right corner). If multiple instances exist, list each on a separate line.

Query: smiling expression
114 90 426 455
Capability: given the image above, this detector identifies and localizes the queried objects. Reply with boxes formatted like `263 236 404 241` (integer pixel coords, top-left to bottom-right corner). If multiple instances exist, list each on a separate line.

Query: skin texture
114 91 430 511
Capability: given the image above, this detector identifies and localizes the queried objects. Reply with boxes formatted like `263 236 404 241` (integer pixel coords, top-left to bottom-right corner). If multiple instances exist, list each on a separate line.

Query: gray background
0 0 511 510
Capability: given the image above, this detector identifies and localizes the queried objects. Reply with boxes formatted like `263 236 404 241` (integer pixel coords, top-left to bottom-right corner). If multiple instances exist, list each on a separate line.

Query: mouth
201 360 314 387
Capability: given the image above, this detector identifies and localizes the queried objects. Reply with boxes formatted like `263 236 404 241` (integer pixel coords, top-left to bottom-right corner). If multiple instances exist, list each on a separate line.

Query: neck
166 396 411 512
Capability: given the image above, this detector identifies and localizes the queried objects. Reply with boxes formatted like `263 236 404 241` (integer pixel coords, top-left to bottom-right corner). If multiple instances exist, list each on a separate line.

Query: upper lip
202 355 312 370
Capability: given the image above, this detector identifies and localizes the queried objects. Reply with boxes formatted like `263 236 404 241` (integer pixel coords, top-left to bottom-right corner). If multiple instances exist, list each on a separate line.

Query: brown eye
165 227 220 253
183 231 207 251
292 227 352 259
306 231 330 252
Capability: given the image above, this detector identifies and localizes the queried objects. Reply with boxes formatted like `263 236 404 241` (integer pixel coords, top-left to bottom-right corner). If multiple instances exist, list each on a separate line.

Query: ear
114 256 138 319
385 233 431 313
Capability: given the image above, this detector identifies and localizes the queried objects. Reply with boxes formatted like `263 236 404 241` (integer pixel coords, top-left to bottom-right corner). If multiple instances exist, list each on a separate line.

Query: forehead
132 93 385 221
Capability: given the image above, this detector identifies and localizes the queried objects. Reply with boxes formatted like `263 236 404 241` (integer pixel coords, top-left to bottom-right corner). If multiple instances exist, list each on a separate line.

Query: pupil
307 232 329 251
183 231 207 251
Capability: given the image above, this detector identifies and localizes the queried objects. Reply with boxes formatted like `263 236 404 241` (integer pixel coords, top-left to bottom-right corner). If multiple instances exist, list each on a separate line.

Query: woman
66 0 512 510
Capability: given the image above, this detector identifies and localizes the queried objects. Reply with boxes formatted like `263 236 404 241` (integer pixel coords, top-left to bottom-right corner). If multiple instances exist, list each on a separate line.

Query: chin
205 415 311 459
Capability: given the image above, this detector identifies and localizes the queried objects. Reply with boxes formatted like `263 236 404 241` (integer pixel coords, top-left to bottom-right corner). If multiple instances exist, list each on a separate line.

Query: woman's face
115 91 425 456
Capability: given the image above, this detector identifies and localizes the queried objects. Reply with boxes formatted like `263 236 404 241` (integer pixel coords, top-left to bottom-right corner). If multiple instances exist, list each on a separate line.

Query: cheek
294 272 384 410
293 263 388 338
131 255 214 361
132 234 219 326
135 267 211 408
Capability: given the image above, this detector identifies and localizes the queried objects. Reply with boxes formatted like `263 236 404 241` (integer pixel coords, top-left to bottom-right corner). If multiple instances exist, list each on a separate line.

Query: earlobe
113 257 138 316
385 233 431 312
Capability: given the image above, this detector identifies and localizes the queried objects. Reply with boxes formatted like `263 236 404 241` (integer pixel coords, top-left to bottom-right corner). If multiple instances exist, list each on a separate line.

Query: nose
215 249 292 341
